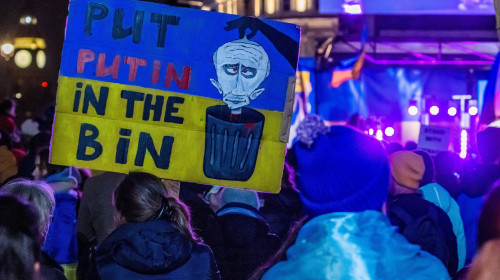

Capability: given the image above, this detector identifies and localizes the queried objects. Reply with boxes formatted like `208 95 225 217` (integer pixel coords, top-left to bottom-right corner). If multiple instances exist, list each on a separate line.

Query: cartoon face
211 38 270 111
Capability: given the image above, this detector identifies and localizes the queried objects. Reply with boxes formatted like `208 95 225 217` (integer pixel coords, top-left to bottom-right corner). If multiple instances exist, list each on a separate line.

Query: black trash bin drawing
204 38 270 181
204 105 264 181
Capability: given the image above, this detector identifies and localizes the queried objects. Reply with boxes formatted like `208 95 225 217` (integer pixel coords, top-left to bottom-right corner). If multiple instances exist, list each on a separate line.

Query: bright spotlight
429 106 439 115
468 106 478 116
15 93 22 99
448 107 457 117
408 105 418 116
1 44 14 56
384 127 394 137
375 129 383 141
368 128 374 135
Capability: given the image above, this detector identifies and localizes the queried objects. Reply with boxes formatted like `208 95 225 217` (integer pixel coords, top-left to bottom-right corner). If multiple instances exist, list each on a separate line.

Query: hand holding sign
225 17 299 70
224 17 263 39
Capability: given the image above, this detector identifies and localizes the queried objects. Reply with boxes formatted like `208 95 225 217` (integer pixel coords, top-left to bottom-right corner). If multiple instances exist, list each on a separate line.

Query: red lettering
165 63 191 90
96 53 121 79
77 49 95 73
125 57 147 82
151 60 161 85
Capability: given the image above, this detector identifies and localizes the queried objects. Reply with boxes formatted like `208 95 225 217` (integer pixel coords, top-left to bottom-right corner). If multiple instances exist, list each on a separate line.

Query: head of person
467 239 500 280
211 38 270 111
2 179 55 245
477 127 500 164
0 194 41 280
293 115 390 218
115 172 200 243
31 146 65 181
412 149 435 187
220 187 260 210
404 141 418 151
0 99 16 117
388 151 425 195
385 142 404 155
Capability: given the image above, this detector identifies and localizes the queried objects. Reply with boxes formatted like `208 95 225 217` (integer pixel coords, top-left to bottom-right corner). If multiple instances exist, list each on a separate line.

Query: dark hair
478 181 500 248
0 194 41 280
404 141 417 151
248 215 308 280
0 99 14 115
36 146 64 178
115 172 200 243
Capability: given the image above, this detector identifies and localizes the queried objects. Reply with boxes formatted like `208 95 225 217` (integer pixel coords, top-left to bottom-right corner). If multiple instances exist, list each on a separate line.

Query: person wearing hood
414 149 466 270
255 115 450 280
386 151 458 276
94 172 220 280
42 166 82 278
216 187 280 280
458 126 500 265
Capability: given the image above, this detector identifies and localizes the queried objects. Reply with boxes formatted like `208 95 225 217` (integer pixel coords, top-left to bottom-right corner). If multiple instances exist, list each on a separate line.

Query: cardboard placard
417 125 451 156
50 0 300 193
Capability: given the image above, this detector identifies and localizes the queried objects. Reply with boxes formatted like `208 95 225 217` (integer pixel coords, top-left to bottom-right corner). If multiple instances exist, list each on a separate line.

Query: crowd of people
1 100 500 280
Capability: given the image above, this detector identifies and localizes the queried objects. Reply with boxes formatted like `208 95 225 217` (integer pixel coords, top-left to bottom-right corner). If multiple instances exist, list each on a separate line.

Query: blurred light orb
385 127 395 137
468 106 478 116
408 105 418 116
430 106 439 115
448 107 457 116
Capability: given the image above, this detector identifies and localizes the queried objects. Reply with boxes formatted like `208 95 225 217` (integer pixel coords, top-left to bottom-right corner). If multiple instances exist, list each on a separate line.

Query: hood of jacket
461 164 500 197
420 183 453 212
217 203 272 247
263 211 450 280
96 219 193 275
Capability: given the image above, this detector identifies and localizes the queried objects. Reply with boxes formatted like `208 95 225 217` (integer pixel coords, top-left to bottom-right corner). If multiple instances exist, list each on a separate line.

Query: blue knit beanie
294 115 389 217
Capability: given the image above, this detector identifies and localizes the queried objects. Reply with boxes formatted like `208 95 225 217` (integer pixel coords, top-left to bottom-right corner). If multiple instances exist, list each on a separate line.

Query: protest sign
417 125 451 156
50 0 300 192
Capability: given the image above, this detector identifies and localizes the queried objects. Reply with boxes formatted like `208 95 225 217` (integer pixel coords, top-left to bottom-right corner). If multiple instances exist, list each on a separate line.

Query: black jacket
387 193 458 276
217 203 280 280
95 219 220 280
179 186 226 272
41 251 67 280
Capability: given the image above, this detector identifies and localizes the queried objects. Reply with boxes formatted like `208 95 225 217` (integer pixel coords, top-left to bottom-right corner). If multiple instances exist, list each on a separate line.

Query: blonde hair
2 179 55 244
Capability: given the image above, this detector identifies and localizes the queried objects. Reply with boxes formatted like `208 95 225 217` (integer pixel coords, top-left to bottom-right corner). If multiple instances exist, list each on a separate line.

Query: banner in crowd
50 0 300 192
417 125 451 156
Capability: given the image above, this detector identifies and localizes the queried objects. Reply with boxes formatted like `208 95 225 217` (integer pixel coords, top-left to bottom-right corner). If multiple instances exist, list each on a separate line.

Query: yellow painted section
56 76 284 142
51 76 286 192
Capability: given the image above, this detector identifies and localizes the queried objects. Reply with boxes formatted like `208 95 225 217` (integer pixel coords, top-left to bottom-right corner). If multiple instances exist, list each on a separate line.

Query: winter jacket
263 211 450 280
458 163 500 265
95 219 220 280
387 193 458 276
217 202 280 280
43 192 79 264
179 186 226 274
260 187 303 239
420 183 466 270
41 251 67 280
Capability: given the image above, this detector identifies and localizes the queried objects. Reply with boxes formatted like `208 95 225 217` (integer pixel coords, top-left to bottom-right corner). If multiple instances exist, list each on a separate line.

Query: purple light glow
469 106 478 116
430 106 439 115
385 127 395 137
448 107 457 116
408 105 418 116
364 54 494 66
343 4 362 14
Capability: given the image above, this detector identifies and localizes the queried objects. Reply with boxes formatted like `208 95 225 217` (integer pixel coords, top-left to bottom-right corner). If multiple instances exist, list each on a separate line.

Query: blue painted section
60 0 300 112
319 0 494 15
